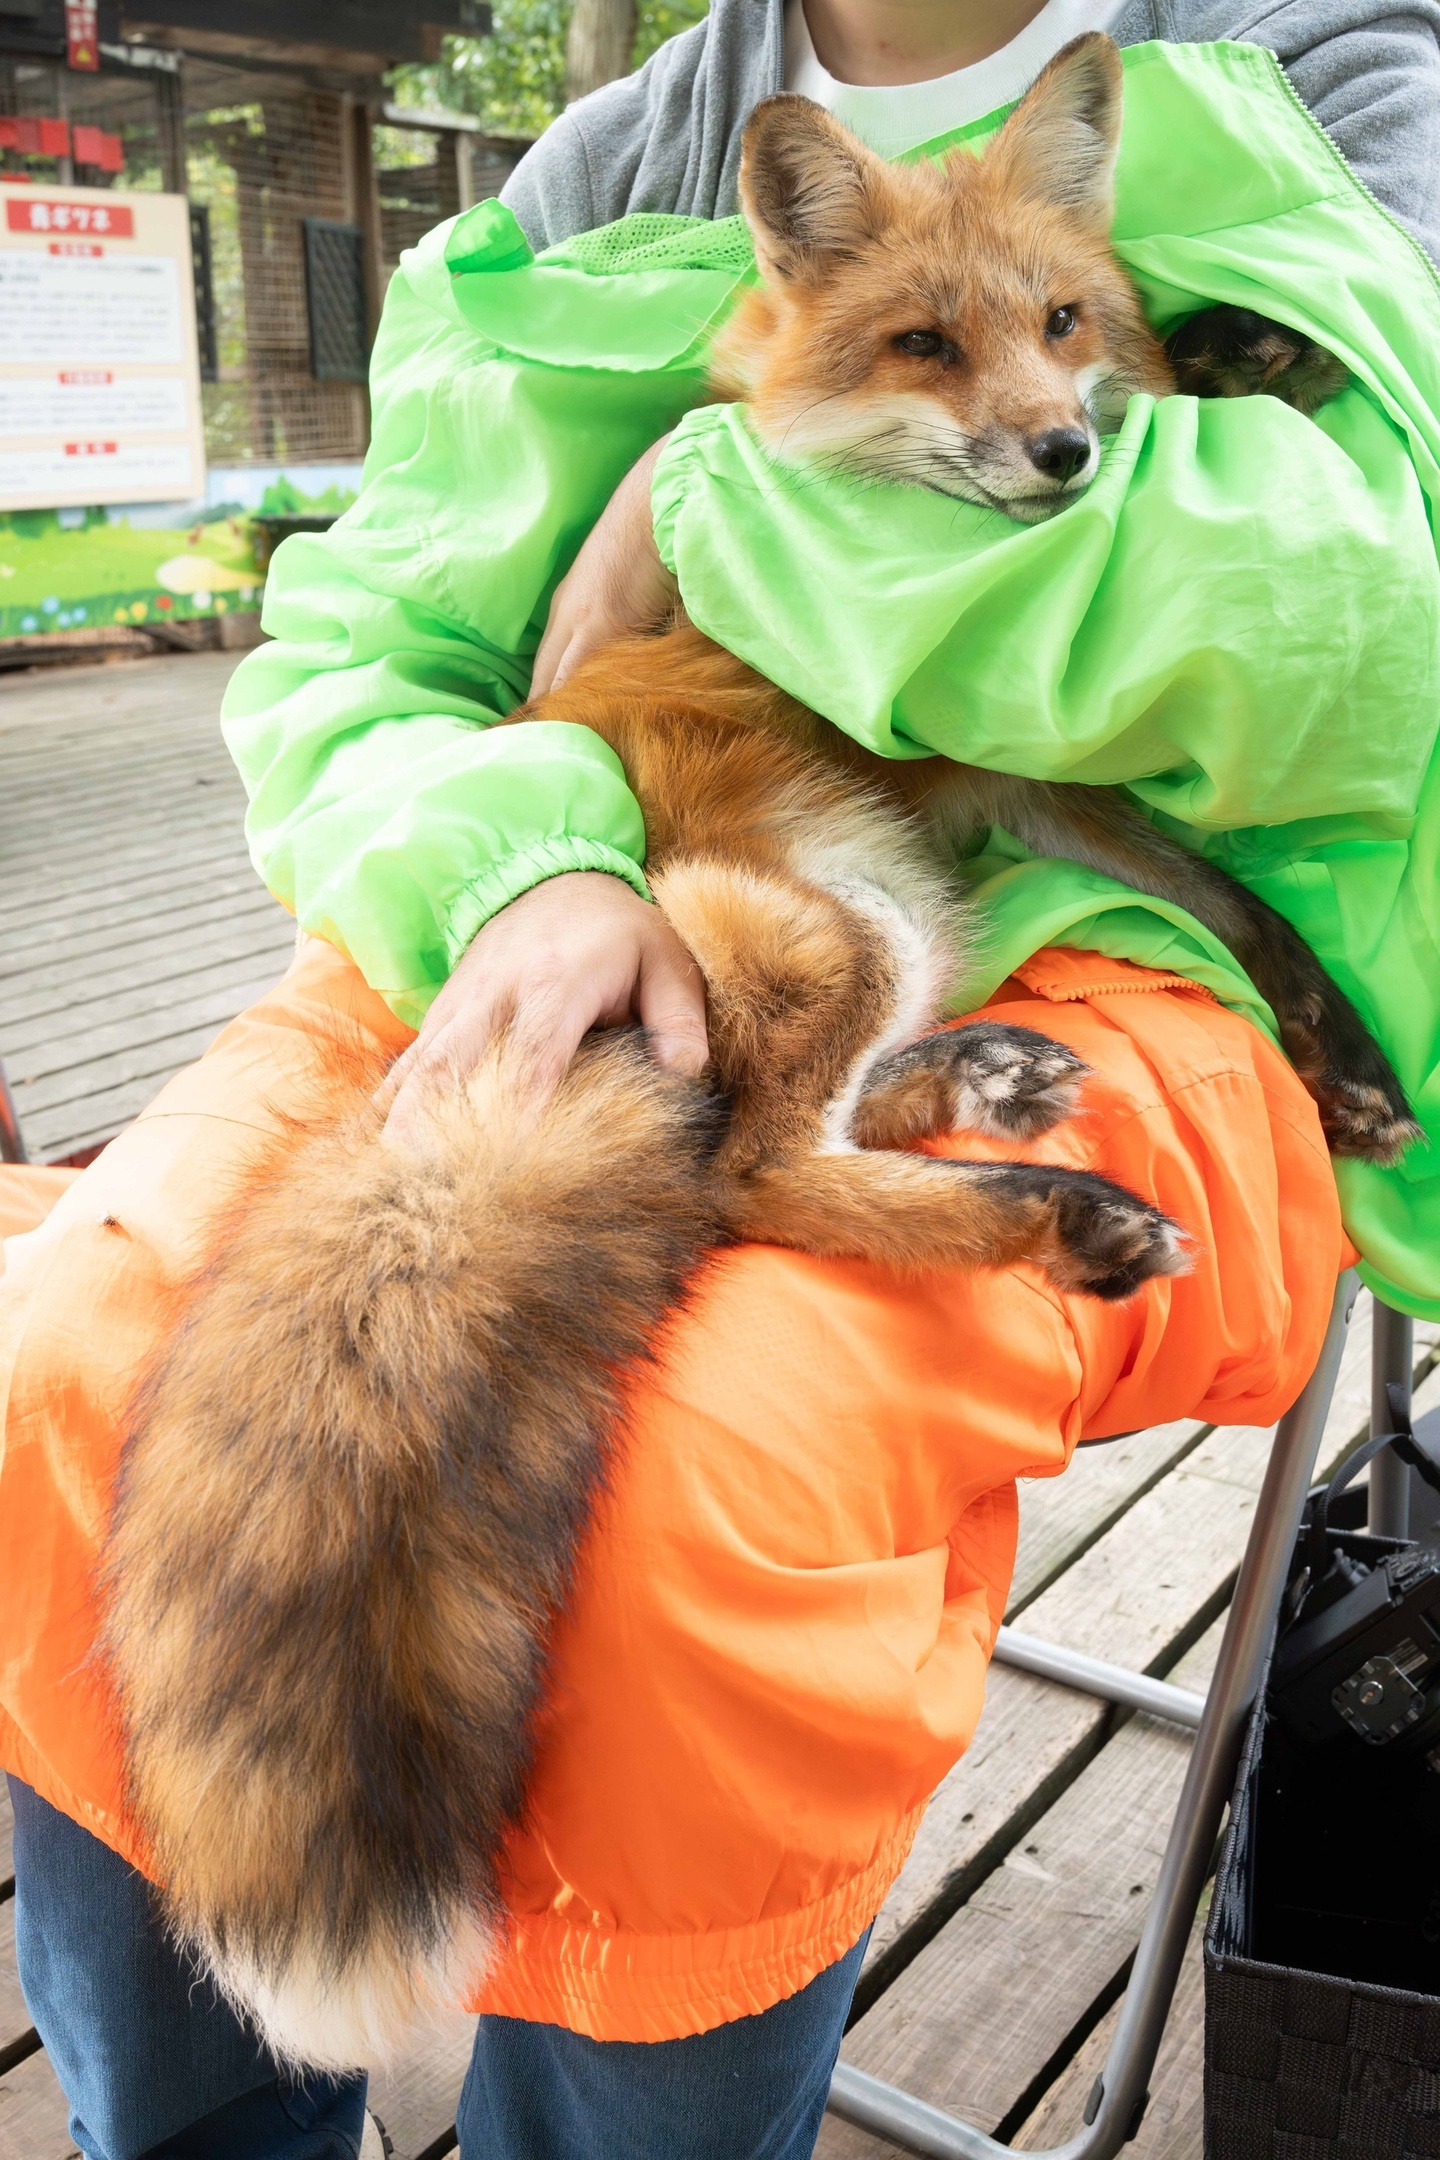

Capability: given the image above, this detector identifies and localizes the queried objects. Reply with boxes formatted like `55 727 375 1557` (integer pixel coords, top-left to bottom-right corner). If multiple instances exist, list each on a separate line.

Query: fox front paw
1313 1076 1423 1167
1277 999 1421 1166
1164 304 1348 417
852 1023 1089 1151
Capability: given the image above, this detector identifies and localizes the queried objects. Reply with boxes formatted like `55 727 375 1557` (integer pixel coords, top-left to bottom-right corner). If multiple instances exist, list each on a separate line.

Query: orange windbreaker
0 936 1343 2039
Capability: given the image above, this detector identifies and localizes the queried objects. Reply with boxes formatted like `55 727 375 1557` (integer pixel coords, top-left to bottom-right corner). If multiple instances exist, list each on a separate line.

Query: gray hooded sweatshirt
502 0 1440 263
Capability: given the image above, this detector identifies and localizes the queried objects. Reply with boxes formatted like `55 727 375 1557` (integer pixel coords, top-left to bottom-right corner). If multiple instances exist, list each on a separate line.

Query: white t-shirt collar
782 0 1128 160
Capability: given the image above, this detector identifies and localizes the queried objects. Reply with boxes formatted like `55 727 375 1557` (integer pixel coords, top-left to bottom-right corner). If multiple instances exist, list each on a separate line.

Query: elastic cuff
470 1802 926 2042
442 836 651 972
651 404 731 575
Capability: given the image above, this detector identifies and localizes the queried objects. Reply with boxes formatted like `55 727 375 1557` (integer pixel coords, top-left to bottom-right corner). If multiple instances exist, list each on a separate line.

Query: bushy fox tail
100 1029 721 2072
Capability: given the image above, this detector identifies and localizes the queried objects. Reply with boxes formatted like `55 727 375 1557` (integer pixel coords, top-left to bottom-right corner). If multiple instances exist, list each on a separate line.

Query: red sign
0 117 120 163
64 0 99 69
72 125 124 173
6 198 133 238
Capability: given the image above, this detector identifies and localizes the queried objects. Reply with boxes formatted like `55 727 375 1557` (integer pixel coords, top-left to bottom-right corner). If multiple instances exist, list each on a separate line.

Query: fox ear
984 33 1123 228
740 95 895 282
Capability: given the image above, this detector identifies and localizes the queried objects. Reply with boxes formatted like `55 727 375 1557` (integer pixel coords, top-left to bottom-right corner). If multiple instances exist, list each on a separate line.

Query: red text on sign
6 198 134 238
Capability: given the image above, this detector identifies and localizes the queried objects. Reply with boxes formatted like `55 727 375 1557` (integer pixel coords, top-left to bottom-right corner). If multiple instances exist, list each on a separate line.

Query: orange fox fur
102 33 1414 2076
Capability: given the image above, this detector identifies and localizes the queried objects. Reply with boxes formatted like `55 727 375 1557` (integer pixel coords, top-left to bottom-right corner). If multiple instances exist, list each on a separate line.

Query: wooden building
0 0 531 472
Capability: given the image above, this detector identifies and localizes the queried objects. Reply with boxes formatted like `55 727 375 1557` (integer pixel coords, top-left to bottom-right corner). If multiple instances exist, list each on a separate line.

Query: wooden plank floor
2 1290 1429 2158
0 651 295 1163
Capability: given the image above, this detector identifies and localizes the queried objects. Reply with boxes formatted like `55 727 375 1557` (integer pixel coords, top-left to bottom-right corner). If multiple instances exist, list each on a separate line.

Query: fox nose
1026 427 1091 485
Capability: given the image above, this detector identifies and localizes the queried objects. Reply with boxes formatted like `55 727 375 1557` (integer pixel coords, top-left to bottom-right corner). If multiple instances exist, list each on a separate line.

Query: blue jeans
9 1777 865 2160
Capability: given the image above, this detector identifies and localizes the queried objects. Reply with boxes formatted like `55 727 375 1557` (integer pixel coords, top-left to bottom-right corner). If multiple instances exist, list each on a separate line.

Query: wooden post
432 125 463 223
348 97 387 344
453 127 475 211
564 0 637 104
155 56 187 196
53 65 74 187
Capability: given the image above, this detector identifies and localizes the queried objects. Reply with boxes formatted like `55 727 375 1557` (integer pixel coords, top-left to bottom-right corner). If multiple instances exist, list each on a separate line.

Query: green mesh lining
544 212 756 278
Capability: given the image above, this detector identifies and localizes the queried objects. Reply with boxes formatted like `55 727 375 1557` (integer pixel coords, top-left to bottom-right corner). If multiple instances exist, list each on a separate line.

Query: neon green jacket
222 40 1440 1317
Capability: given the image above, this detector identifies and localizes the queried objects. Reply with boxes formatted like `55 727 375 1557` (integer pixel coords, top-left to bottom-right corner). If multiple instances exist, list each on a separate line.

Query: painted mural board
0 183 206 513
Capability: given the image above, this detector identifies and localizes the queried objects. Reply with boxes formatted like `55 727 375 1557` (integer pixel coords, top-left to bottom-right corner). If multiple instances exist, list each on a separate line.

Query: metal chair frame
0 1055 27 1166
824 1269 1415 2158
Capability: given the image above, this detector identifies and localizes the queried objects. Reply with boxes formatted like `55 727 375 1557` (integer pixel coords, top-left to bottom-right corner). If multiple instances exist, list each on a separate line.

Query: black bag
1205 1468 1440 2156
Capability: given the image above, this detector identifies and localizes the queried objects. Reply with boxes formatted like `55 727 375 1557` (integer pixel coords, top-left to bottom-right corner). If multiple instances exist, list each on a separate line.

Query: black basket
249 515 340 575
1205 1530 1440 2157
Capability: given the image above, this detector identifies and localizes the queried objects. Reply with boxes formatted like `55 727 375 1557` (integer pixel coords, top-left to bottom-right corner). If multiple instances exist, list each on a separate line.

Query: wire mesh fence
184 62 368 466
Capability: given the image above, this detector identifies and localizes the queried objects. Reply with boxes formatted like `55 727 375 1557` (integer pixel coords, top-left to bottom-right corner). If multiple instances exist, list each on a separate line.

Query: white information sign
0 184 205 511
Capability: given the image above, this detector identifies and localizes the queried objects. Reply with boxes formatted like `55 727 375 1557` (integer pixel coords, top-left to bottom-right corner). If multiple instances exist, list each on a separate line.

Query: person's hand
530 435 678 697
380 871 708 1149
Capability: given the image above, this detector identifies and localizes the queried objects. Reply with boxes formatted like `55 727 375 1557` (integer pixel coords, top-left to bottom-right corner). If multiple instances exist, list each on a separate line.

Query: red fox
102 33 1415 2073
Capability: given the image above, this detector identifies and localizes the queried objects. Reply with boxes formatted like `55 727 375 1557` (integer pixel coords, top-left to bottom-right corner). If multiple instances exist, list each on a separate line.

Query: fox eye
894 330 947 359
1045 306 1078 339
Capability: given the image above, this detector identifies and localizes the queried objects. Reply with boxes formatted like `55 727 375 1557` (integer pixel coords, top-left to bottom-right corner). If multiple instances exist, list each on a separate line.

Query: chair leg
1369 1299 1414 1539
825 1269 1359 2160
990 1632 1205 1730
0 1057 27 1166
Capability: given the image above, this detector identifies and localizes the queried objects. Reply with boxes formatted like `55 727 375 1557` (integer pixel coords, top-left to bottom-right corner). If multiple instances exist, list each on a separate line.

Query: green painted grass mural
0 479 357 639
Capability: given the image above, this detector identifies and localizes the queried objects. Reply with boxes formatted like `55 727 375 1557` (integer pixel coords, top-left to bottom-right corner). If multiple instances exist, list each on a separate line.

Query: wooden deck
0 651 295 1164
2 1288 1432 2159
0 653 1429 2155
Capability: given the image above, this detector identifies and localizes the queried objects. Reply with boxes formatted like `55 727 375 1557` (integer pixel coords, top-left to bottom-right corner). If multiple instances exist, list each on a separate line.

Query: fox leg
650 854 953 1171
1163 304 1349 417
850 1022 1089 1150
977 775 1420 1166
653 852 1184 1294
725 1149 1186 1301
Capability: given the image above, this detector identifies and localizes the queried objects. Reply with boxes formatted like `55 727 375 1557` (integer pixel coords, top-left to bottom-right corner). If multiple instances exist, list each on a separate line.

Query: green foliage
391 0 571 141
633 0 710 71
186 136 250 377
389 0 709 142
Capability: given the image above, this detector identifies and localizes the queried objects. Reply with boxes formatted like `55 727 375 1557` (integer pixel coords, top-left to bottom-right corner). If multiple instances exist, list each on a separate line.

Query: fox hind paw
853 1023 1089 1150
1025 1168 1190 1301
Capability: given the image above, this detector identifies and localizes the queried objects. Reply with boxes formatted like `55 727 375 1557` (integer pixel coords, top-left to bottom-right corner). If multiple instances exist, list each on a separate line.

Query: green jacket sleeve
650 377 1440 834
649 39 1440 839
220 203 726 1030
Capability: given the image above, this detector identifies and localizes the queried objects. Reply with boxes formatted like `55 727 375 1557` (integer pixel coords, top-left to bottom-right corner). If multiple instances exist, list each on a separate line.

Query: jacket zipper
1257 44 1440 313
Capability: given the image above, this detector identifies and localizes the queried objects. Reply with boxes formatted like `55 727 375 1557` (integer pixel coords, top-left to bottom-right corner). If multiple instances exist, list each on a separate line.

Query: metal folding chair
824 1268 1416 2158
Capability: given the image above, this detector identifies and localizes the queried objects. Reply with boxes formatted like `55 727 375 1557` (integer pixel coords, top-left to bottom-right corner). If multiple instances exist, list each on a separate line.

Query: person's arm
537 376 1440 820
541 29 1440 805
223 360 650 1029
222 205 709 1118
649 381 1439 827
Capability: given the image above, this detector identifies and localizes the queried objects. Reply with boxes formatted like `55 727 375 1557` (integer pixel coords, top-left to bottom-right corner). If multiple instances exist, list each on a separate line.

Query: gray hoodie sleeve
501 0 779 250
501 106 600 250
502 0 1440 263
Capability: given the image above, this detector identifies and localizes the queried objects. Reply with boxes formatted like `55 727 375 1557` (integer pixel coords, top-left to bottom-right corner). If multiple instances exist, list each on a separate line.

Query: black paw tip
1054 1188 1191 1301
1320 1081 1424 1166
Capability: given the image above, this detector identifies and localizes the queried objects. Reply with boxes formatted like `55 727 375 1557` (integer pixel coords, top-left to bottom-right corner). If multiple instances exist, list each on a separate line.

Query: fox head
711 34 1173 521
